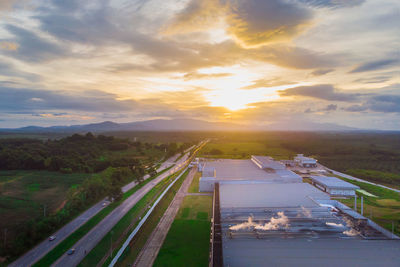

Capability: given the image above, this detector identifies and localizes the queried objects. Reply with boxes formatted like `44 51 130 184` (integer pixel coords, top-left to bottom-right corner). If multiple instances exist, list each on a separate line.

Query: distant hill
0 118 359 133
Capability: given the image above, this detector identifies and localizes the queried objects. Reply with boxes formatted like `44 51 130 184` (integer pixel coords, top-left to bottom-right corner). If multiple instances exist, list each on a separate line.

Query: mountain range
0 119 359 133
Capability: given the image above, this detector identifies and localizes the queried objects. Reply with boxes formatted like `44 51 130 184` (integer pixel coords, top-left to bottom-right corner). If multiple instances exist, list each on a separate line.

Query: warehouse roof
202 159 302 182
219 183 329 209
311 176 360 190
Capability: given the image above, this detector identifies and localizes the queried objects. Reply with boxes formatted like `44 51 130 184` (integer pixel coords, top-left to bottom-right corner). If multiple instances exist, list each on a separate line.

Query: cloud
226 0 313 47
1 24 67 62
305 103 337 113
0 62 40 81
0 41 18 50
165 0 313 47
0 87 139 113
279 84 362 101
311 68 334 76
242 77 294 90
163 0 226 35
296 0 365 8
0 0 21 11
354 76 392 84
349 58 399 73
182 72 233 80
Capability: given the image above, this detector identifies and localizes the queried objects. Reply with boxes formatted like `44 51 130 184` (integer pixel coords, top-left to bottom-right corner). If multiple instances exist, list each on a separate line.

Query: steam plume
255 212 289 230
229 212 289 231
229 216 257 230
297 206 312 218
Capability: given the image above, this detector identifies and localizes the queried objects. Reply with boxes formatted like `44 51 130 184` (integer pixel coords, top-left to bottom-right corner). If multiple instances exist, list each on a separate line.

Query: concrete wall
328 188 356 196
199 177 216 192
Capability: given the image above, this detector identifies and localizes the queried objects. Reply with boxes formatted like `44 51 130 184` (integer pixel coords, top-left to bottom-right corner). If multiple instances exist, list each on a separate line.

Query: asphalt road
9 153 186 267
51 155 190 267
134 168 196 267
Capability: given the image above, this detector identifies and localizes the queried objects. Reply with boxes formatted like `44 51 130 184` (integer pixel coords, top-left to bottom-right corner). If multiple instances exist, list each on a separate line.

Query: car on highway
102 202 107 207
49 236 56 241
67 248 75 255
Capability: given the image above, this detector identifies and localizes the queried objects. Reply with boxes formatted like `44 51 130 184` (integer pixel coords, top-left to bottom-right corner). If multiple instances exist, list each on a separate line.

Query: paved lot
9 153 185 267
134 168 197 267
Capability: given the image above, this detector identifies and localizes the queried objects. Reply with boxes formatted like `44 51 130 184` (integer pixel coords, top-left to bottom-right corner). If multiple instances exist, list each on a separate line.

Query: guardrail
109 166 189 267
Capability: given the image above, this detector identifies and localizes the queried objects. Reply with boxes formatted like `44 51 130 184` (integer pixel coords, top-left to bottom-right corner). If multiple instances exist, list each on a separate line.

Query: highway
9 152 187 267
50 141 208 267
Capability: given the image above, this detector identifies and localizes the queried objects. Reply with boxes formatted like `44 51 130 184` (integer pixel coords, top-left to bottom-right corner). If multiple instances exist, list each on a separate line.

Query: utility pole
392 221 395 237
354 195 357 211
361 196 364 216
43 204 47 217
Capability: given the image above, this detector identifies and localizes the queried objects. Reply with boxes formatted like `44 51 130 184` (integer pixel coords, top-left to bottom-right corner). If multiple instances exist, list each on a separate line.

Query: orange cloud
0 41 19 51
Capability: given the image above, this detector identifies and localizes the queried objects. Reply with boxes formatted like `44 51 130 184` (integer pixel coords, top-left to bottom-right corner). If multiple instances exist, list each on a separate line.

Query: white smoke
229 212 289 231
229 216 258 230
255 212 289 230
297 206 312 218
326 222 344 228
342 217 361 237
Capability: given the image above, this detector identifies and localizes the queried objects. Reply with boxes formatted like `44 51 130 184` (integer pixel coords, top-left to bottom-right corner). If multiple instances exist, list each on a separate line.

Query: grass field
336 178 400 235
198 142 293 160
153 195 212 267
0 170 88 243
188 171 201 193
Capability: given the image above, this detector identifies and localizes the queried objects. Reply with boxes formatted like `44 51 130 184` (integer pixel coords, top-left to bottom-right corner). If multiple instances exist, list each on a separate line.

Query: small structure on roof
311 176 359 197
251 155 286 170
294 154 317 168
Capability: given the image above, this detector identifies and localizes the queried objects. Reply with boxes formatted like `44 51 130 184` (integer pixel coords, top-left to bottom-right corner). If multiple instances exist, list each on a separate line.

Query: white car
102 202 107 207
49 235 56 241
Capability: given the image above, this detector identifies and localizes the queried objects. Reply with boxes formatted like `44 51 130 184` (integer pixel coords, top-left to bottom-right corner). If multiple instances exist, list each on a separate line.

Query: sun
207 89 261 111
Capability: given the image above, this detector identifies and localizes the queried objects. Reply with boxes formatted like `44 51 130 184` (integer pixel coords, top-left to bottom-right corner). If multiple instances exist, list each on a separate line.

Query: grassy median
77 169 188 267
337 178 400 236
110 169 190 267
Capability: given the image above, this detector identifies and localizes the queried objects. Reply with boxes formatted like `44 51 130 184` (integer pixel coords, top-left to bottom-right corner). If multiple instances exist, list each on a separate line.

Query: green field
0 170 88 242
337 178 400 235
198 142 293 159
154 195 212 267
188 171 201 193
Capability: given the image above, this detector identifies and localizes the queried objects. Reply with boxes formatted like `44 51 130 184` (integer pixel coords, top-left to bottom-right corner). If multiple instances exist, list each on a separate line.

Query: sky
0 0 399 129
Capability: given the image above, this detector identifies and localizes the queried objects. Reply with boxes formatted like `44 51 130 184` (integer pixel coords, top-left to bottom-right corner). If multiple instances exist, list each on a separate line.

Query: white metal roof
311 176 360 190
219 183 330 209
202 159 301 182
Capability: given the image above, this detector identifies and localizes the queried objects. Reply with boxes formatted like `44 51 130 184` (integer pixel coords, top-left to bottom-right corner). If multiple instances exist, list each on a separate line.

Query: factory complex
200 155 400 266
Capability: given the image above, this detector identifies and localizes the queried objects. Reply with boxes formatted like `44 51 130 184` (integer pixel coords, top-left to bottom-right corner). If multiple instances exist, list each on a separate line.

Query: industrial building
311 176 360 197
294 154 317 168
199 157 302 192
213 182 400 267
251 155 286 170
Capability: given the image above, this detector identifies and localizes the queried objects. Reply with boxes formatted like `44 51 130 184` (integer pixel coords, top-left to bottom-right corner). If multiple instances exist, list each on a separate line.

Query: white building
294 154 317 168
311 176 359 197
199 157 302 192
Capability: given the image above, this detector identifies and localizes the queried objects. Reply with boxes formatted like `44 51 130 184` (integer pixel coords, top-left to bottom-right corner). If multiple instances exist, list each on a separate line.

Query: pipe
354 195 357 211
361 196 364 216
